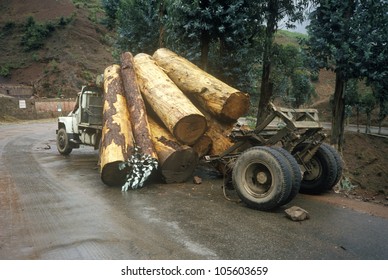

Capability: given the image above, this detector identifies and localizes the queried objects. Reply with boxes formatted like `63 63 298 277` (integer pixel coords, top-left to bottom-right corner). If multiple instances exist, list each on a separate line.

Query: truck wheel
320 143 343 190
293 143 337 194
272 147 302 205
57 128 73 155
232 147 292 210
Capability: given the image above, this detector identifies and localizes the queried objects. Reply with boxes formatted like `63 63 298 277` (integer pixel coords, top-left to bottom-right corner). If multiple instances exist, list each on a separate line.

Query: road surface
0 120 387 260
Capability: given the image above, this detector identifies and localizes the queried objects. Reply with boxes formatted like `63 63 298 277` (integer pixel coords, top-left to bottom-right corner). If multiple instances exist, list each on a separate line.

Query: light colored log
120 52 158 160
205 116 234 156
100 64 134 186
134 53 207 145
148 117 198 183
153 48 250 121
191 134 212 159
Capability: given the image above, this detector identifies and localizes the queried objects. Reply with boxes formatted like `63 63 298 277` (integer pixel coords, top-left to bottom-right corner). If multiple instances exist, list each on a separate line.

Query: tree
307 0 388 151
255 0 310 125
272 43 315 107
372 80 388 134
164 0 264 93
115 0 165 55
102 0 121 29
360 91 376 134
344 79 360 129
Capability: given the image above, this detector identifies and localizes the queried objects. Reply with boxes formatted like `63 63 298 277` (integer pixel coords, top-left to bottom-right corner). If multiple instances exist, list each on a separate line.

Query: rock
285 206 310 221
193 176 202 184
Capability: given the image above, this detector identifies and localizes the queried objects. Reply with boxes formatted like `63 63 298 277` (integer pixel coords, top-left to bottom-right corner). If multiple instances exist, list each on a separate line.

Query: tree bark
120 52 158 160
152 48 250 122
331 71 346 152
148 117 198 183
100 64 134 186
134 53 207 145
256 0 277 126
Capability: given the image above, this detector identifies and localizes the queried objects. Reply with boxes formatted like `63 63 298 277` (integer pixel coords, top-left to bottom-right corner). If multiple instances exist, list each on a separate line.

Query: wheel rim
243 162 274 198
304 157 322 181
58 132 66 150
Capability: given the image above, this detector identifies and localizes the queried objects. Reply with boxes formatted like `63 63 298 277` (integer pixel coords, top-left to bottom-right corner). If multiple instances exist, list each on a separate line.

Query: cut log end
173 114 207 145
160 147 199 183
221 92 250 121
101 161 127 187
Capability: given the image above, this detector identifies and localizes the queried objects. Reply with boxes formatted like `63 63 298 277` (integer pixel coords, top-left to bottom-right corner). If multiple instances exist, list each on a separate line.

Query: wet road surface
0 120 387 260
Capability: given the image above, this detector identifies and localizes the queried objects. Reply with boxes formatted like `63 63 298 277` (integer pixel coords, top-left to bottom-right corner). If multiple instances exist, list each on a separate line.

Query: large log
100 64 134 186
148 117 198 183
191 134 212 159
134 53 207 145
153 48 250 121
205 116 234 156
120 52 157 160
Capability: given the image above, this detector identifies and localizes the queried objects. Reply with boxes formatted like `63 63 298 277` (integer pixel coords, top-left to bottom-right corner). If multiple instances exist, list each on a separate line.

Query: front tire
57 128 73 155
232 147 292 210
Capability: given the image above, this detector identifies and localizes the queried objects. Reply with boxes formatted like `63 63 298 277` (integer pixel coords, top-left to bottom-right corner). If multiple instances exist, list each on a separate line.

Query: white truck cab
56 85 103 155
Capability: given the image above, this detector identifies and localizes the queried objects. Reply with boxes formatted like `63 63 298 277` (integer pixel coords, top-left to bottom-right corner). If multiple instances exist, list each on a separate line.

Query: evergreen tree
255 0 309 125
307 0 387 151
116 0 165 55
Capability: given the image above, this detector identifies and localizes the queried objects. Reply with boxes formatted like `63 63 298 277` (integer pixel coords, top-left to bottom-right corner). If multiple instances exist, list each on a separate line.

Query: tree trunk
152 48 250 122
148 117 198 183
120 52 157 160
134 53 207 145
256 0 277 126
200 30 210 71
331 72 346 152
100 64 134 186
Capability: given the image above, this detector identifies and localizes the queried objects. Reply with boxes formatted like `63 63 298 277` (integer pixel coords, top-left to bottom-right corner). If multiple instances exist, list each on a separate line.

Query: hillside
0 0 114 97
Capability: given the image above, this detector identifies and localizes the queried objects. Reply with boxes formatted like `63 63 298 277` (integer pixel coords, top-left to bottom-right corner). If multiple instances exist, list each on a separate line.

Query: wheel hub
256 171 268 184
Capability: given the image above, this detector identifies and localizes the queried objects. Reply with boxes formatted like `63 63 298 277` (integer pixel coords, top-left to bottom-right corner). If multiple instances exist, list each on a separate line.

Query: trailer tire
320 143 343 190
272 147 302 205
232 147 292 210
293 143 337 194
57 128 73 155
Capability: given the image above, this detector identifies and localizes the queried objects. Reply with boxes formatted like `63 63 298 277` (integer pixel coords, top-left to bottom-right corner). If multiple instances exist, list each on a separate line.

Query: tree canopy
307 0 388 150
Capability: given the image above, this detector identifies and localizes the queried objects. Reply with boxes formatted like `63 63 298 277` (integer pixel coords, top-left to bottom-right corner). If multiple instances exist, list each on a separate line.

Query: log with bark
133 53 207 145
120 52 159 190
100 64 134 187
148 117 198 183
120 52 158 160
153 48 250 122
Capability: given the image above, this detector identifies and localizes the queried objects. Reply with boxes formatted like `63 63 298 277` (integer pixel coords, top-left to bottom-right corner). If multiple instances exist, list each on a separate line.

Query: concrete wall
0 97 76 120
0 84 33 98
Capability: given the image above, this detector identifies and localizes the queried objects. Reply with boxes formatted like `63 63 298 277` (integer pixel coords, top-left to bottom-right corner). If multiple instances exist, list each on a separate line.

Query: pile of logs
99 48 250 189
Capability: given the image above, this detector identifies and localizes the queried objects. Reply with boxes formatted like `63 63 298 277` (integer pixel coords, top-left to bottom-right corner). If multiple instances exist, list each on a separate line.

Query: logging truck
56 85 103 155
56 48 343 211
56 86 343 210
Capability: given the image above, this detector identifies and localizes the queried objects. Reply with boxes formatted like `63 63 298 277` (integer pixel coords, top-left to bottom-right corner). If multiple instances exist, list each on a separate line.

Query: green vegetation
21 16 54 51
307 0 387 150
20 16 73 51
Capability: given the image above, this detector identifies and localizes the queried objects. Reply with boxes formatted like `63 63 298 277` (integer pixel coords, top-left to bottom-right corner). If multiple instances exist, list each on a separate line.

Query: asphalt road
0 120 387 260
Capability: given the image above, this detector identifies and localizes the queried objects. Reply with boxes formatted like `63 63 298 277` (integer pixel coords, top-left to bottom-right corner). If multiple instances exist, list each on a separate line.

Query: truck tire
320 143 343 190
57 128 73 155
272 147 302 205
292 143 337 194
232 147 292 210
